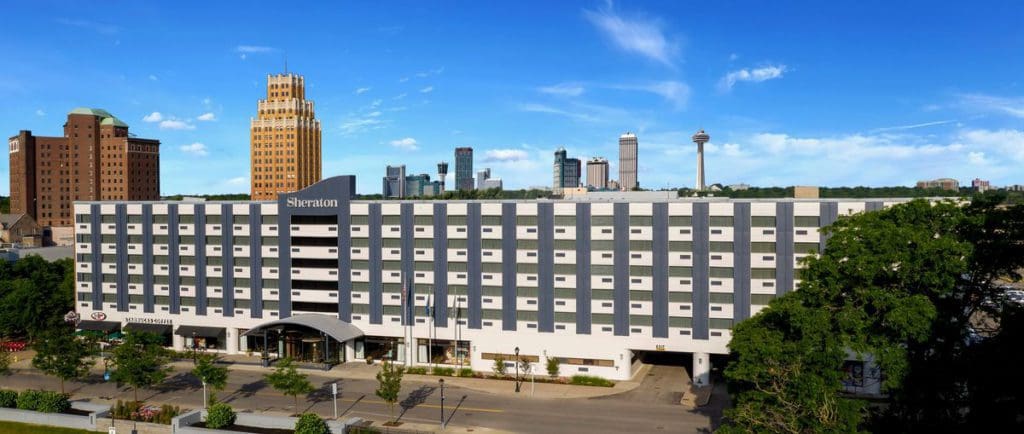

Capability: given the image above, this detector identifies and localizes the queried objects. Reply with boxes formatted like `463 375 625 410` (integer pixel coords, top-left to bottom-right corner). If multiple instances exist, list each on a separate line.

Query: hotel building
72 176 901 382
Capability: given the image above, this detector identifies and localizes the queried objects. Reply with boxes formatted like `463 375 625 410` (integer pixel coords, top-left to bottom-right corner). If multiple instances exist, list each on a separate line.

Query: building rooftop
69 107 128 127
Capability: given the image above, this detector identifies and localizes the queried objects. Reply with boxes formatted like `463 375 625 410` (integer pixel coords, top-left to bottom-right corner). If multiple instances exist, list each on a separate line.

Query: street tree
720 196 1024 432
0 350 10 374
192 353 229 408
375 360 404 422
0 256 74 340
546 356 560 378
264 357 314 414
32 329 98 394
109 331 173 403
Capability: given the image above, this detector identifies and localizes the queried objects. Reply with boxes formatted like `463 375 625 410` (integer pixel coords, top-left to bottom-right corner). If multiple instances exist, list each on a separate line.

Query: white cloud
225 176 248 186
159 119 195 130
518 103 598 123
484 149 530 162
202 97 212 106
236 45 275 53
539 83 585 97
142 112 163 122
389 137 419 150
355 87 371 95
179 142 208 156
340 117 384 135
399 77 410 83
967 151 989 165
393 93 407 100
957 128 1024 162
197 112 216 121
870 119 957 133
729 53 739 61
35 109 45 116
957 93 1024 118
55 18 117 35
420 86 434 94
719 65 787 91
583 5 677 66
613 81 690 109
148 74 158 81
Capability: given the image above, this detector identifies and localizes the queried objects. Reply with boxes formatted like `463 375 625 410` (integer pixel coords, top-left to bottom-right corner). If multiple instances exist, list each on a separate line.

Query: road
3 361 717 433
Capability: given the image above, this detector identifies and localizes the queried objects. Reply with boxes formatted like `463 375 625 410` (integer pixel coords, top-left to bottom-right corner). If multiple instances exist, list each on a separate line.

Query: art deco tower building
250 73 322 200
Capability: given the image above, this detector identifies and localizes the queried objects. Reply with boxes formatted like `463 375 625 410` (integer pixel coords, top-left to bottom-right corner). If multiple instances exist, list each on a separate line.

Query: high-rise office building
250 73 322 200
618 132 638 191
553 147 581 195
586 157 609 190
455 147 474 191
405 173 437 197
383 165 406 198
9 108 160 229
477 168 502 190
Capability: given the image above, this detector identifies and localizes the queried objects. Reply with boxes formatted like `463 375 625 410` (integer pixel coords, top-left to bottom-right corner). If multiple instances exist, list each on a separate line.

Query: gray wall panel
142 205 154 313
692 202 710 340
866 201 884 212
115 204 127 312
195 208 207 316
613 203 629 336
89 205 101 310
436 204 455 326
466 203 482 329
575 203 592 334
501 203 517 331
537 203 554 333
732 202 751 322
775 202 795 296
337 200 352 321
221 205 235 317
169 204 180 314
400 204 415 326
819 202 839 252
652 203 669 338
248 205 263 319
368 204 383 324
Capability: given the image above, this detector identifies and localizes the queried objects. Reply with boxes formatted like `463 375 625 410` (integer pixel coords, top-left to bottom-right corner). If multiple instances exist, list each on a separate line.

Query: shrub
110 400 180 424
36 391 71 413
406 367 427 375
492 356 507 377
205 403 236 429
14 390 69 413
458 368 475 377
0 390 17 408
569 375 615 387
546 357 561 378
431 366 455 376
294 412 331 434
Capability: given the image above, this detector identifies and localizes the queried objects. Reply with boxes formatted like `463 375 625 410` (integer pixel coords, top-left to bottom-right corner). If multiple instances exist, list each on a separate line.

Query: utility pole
439 378 446 429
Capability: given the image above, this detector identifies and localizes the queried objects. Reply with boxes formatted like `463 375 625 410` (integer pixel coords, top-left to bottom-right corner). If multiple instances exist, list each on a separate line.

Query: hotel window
516 263 538 274
710 216 734 227
261 215 278 225
630 315 652 326
591 264 614 275
351 238 369 248
710 318 734 330
414 215 432 225
382 238 401 248
127 215 143 224
629 265 653 276
592 240 614 250
592 313 614 324
751 268 777 279
629 216 652 226
553 239 575 250
710 293 734 304
668 292 692 302
516 239 538 250
449 238 468 249
553 263 575 275
710 241 733 252
481 262 502 273
629 290 653 301
232 215 248 224
794 243 821 254
382 261 401 270
669 267 692 277
261 236 278 244
591 215 613 226
206 277 223 286
233 236 250 245
554 215 575 226
629 240 653 250
592 289 614 300
669 241 693 252
179 235 195 244
751 242 776 253
235 278 251 288
482 215 502 226
351 215 369 225
262 279 279 288
207 214 222 224
179 215 195 224
709 267 733 278
517 287 538 297
448 262 468 272
669 317 692 328
382 215 400 225
794 216 820 227
669 216 692 226
751 216 776 227
516 215 537 226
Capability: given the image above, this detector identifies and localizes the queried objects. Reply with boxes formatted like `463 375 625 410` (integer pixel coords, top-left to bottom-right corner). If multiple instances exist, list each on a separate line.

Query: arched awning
243 314 365 343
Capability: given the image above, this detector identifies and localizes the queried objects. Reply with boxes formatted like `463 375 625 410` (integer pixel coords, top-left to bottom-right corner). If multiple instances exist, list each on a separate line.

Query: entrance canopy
243 314 364 343
124 323 172 335
77 320 120 332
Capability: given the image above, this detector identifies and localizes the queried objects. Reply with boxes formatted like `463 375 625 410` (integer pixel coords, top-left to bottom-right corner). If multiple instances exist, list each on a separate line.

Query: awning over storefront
124 323 172 335
243 314 365 343
77 320 121 332
175 325 224 338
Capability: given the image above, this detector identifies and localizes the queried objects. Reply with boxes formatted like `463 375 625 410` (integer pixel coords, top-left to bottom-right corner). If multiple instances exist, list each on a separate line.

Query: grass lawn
0 420 98 434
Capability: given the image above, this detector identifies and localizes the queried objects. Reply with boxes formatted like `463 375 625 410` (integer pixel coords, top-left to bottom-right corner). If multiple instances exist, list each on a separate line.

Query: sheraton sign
286 197 339 208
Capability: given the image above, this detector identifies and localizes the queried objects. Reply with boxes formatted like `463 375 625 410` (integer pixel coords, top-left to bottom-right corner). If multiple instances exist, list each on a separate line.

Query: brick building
8 108 160 229
250 73 322 200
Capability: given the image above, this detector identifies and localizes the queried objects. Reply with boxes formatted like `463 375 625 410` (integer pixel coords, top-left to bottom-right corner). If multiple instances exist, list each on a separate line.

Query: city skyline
2 1 1024 195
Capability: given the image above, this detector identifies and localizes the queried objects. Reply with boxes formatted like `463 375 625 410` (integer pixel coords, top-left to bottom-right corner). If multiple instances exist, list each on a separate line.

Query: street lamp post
192 331 198 365
439 378 445 429
514 346 520 393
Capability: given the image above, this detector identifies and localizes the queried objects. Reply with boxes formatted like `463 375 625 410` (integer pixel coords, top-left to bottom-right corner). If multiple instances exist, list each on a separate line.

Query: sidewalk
195 353 646 400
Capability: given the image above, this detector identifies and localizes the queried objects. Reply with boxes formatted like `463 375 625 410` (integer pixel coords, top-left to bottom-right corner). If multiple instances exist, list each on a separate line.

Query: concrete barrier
171 409 365 434
0 407 98 430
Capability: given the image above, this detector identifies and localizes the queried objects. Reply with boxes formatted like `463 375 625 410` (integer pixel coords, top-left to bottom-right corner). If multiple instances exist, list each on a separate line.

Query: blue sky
2 1 1023 195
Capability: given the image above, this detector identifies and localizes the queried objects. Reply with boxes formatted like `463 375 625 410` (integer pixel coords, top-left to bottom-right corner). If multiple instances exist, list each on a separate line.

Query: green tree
492 355 507 377
192 354 229 408
31 329 98 394
109 331 173 403
0 256 74 340
294 412 331 434
720 196 1024 433
546 356 560 378
264 357 314 414
374 360 404 422
0 349 11 374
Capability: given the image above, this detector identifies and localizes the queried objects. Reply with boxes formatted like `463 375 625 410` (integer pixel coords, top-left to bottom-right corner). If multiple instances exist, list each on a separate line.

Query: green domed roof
68 107 126 127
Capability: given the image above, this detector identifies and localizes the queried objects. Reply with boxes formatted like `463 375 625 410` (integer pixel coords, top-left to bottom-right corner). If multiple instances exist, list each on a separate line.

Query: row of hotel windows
78 213 823 228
